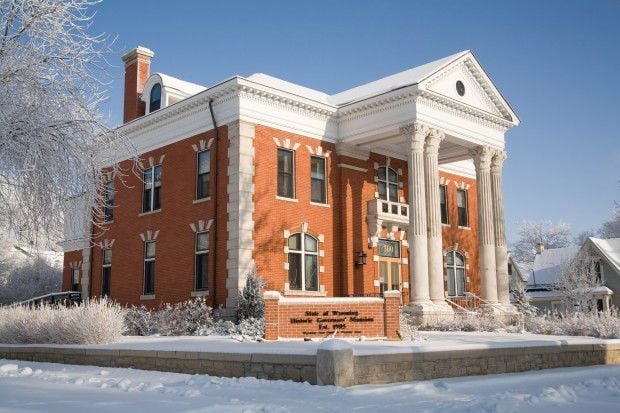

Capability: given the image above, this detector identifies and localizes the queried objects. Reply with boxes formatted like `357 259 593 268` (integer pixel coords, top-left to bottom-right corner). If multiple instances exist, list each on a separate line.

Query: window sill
140 294 155 300
139 209 162 217
441 223 450 227
276 196 298 203
193 197 211 204
283 289 327 297
310 201 330 208
458 226 471 231
191 290 209 297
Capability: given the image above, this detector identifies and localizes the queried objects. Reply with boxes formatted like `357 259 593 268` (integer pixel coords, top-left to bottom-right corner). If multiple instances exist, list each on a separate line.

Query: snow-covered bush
124 305 158 336
416 311 506 332
0 298 125 344
157 298 214 336
399 312 420 340
524 309 620 339
512 284 537 318
237 269 266 321
198 317 264 341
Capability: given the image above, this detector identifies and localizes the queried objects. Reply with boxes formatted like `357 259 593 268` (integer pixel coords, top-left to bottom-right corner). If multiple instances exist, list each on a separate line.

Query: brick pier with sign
264 290 401 340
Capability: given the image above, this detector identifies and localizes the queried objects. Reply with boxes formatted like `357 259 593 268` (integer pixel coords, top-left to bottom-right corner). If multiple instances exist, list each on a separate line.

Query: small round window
456 80 465 96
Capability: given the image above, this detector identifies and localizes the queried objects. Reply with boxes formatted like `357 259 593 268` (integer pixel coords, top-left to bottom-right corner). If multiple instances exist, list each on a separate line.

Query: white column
424 129 448 304
401 123 431 305
471 146 498 304
491 150 510 306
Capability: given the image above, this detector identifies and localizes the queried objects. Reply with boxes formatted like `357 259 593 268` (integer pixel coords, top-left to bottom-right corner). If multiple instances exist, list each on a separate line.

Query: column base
480 303 522 324
404 300 454 326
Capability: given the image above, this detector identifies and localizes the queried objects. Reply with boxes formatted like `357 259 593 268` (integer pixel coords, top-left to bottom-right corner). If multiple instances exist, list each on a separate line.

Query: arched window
377 166 398 202
149 83 161 113
288 233 318 291
446 251 466 297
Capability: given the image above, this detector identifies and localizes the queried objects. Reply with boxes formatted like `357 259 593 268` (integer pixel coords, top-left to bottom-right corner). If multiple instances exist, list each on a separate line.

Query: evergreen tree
237 269 266 321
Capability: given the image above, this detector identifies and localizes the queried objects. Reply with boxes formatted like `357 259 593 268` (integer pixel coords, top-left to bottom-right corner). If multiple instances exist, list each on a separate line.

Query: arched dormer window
377 166 398 202
446 251 466 297
149 83 161 113
288 233 318 291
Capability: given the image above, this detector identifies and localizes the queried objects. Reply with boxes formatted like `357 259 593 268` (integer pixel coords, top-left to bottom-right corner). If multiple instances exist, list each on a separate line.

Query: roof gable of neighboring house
529 246 580 288
586 237 620 275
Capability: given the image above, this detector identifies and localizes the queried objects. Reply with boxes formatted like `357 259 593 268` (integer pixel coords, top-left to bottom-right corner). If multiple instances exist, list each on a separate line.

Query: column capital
424 128 445 154
490 150 507 174
401 122 430 151
470 145 496 171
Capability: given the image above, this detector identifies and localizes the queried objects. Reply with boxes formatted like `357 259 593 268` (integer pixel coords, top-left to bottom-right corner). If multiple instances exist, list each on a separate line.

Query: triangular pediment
419 52 518 124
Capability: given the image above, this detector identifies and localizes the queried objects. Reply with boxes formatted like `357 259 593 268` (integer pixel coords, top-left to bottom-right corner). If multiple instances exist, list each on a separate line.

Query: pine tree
237 269 266 321
512 284 537 317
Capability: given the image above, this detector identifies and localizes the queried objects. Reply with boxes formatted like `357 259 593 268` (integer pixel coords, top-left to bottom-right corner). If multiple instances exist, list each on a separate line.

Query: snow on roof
589 237 620 274
529 246 580 287
328 50 469 106
153 73 206 97
155 50 471 108
246 73 331 105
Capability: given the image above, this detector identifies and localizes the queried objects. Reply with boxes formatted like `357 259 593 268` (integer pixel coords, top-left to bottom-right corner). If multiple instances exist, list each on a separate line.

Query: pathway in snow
0 360 619 412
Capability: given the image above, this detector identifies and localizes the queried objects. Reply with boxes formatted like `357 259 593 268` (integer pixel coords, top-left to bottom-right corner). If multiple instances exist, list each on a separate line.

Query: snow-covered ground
0 360 619 412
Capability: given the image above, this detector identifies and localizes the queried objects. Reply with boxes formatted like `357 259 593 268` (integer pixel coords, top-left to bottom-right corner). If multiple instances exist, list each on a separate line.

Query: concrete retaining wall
1 341 619 387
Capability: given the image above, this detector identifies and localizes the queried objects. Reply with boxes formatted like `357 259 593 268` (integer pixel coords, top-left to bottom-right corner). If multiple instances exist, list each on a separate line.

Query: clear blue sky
92 0 619 242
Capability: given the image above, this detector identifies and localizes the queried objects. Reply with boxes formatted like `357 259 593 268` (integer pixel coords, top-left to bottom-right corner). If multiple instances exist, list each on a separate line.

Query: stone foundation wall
1 341 618 387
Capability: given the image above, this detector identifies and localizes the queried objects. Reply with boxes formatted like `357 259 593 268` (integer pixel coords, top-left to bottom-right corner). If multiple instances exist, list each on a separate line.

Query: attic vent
456 80 465 96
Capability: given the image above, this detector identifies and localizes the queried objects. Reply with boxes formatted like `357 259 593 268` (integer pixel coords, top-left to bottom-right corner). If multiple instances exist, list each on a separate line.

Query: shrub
157 297 214 336
124 305 158 336
236 269 266 321
524 309 620 339
0 298 125 344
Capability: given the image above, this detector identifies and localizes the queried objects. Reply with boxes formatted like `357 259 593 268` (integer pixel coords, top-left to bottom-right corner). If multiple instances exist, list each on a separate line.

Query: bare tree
553 246 604 313
510 220 572 270
599 211 620 239
0 0 135 246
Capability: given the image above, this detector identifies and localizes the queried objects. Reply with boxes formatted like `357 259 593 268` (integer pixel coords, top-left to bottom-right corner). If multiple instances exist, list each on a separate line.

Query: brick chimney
121 46 154 123
535 242 545 255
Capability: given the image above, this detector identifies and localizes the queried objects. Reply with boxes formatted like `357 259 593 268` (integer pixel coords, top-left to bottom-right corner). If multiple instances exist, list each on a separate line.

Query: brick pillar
383 290 401 340
264 291 281 341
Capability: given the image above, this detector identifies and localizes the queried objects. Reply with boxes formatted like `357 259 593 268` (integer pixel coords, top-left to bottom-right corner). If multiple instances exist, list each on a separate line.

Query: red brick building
60 47 519 321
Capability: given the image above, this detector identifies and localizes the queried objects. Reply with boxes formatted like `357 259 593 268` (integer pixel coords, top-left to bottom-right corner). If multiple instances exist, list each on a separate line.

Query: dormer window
149 83 161 112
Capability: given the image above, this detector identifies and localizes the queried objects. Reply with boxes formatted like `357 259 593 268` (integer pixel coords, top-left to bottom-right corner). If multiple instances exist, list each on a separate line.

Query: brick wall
264 291 400 340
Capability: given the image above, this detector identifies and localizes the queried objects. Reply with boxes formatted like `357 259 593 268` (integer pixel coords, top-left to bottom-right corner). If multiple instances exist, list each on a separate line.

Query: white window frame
196 150 211 200
101 248 112 297
310 155 327 204
377 166 399 202
446 250 466 297
457 188 469 228
143 241 156 295
288 232 319 291
142 165 162 213
195 231 209 291
277 148 296 199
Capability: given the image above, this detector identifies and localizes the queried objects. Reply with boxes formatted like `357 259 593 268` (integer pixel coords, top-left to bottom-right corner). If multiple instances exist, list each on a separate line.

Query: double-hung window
101 248 112 297
103 180 114 222
143 241 156 295
143 165 162 213
197 150 210 200
195 232 209 291
287 233 319 291
446 251 466 297
310 156 326 203
277 149 295 198
457 189 468 227
439 184 448 225
71 267 80 291
377 166 398 202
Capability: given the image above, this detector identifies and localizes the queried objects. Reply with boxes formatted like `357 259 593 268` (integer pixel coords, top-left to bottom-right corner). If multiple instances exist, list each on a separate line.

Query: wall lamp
355 251 367 266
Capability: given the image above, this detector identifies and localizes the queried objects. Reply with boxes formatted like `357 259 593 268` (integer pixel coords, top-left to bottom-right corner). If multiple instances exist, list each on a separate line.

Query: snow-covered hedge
123 298 264 340
0 299 125 344
523 310 620 339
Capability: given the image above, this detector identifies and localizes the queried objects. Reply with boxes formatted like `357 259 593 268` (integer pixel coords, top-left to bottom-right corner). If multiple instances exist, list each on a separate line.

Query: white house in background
507 254 528 292
526 238 620 312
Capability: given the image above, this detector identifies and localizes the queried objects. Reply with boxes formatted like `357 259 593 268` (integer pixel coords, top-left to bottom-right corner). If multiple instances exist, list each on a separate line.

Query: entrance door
377 239 402 296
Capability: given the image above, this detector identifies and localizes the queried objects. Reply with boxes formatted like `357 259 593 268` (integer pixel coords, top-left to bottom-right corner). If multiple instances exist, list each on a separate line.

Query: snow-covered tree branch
510 220 572 271
0 0 136 246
